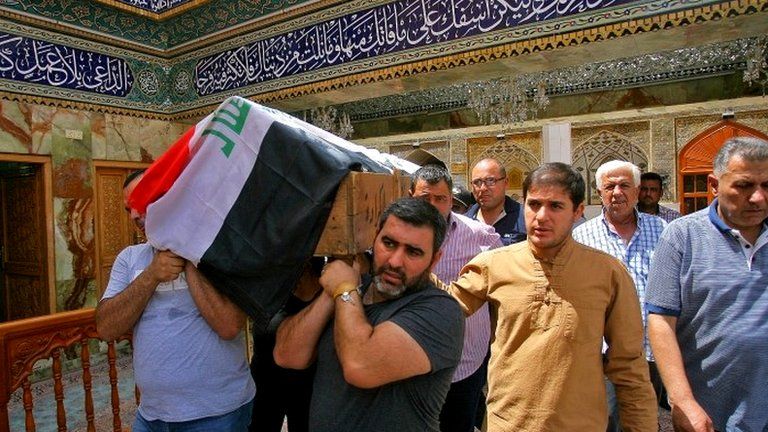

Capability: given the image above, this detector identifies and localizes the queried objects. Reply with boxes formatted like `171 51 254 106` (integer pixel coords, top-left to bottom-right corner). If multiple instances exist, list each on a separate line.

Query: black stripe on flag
197 121 379 334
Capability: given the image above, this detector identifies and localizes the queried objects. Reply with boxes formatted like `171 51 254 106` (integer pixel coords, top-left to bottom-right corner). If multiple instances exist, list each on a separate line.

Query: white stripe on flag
145 97 274 264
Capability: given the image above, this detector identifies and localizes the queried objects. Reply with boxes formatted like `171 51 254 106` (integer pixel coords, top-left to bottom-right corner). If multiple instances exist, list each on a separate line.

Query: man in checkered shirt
573 160 667 431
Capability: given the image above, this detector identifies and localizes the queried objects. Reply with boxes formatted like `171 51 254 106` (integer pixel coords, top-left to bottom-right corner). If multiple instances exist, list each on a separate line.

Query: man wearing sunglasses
466 158 526 245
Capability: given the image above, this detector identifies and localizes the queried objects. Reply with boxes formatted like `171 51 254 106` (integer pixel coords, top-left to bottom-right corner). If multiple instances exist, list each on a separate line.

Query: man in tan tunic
449 162 657 431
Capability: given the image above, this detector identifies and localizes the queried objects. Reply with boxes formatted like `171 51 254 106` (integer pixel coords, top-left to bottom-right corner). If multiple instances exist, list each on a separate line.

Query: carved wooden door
679 120 768 215
1 166 49 321
94 165 148 296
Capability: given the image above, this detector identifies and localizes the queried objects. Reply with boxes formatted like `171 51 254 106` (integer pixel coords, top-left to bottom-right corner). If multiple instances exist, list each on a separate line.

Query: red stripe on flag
129 125 195 214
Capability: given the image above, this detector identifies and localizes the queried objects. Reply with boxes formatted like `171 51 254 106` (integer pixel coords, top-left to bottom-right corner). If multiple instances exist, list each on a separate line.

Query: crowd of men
96 136 768 432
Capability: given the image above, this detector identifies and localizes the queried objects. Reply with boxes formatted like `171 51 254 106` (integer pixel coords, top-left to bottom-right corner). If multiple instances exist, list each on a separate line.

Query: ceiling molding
0 0 764 120
92 0 212 21
0 90 175 121
247 1 767 106
0 0 335 56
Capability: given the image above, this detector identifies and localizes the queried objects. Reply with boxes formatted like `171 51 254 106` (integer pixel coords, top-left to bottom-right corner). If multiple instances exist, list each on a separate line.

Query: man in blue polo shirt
647 137 768 432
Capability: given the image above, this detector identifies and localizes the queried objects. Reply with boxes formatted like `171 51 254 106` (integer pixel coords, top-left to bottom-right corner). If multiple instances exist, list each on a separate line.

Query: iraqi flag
129 96 416 333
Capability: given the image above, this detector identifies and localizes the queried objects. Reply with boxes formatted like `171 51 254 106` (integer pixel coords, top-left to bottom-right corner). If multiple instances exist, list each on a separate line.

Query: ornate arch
472 140 540 200
679 120 768 173
572 130 648 205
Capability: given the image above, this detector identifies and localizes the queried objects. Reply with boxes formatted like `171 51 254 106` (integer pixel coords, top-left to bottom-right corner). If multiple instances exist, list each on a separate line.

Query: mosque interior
0 0 768 424
0 0 766 428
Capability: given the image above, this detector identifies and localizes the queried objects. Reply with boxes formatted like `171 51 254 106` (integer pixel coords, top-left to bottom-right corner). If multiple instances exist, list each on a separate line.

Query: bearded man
274 197 465 432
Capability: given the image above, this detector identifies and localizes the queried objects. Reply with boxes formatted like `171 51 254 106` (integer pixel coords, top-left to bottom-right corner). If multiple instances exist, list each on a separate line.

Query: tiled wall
0 100 192 312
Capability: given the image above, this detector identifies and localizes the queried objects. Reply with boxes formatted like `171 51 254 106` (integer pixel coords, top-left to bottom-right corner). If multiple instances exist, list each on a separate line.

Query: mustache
371 263 432 296
374 263 406 280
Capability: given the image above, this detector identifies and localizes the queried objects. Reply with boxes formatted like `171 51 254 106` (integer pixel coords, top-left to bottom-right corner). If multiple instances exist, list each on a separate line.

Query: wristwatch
339 290 356 303
335 284 362 303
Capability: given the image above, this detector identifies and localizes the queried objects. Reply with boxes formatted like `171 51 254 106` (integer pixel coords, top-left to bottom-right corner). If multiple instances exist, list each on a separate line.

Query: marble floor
7 348 672 432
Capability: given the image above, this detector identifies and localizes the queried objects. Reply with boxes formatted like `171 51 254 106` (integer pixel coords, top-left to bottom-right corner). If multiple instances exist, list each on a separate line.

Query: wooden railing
0 309 133 432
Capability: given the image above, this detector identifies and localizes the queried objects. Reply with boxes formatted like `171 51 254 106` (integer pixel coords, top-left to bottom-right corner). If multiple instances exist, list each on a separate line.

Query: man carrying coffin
274 198 464 432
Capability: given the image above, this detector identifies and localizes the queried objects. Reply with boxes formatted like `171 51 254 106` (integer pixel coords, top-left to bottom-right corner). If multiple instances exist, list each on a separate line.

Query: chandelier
743 35 768 96
466 77 550 127
307 106 355 139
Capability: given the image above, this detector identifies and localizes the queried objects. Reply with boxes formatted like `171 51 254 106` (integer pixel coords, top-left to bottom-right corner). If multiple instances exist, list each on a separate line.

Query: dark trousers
474 351 491 429
439 359 488 432
249 340 314 432
606 361 667 432
648 361 668 409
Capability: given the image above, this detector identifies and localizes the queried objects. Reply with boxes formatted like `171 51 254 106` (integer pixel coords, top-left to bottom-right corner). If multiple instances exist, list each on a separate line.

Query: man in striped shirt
572 160 667 430
647 137 768 432
410 165 502 432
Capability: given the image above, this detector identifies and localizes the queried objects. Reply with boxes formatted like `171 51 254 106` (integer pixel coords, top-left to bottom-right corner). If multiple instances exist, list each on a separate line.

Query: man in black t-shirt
249 262 323 432
274 198 464 432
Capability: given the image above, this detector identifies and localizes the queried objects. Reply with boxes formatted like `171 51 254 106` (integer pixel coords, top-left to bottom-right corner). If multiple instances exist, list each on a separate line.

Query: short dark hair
713 137 768 176
522 163 585 206
377 197 447 255
411 164 453 192
640 172 663 185
123 169 146 189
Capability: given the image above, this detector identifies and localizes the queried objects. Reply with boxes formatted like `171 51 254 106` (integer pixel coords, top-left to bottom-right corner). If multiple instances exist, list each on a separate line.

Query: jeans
440 359 488 432
133 399 253 432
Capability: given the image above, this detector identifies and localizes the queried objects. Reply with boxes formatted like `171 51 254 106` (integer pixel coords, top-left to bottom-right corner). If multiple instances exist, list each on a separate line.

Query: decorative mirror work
0 32 133 97
0 0 762 117
137 69 160 96
344 37 758 123
194 0 635 96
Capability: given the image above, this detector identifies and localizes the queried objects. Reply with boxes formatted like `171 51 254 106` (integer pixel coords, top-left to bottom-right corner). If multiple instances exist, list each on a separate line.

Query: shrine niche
468 135 540 202
572 130 648 205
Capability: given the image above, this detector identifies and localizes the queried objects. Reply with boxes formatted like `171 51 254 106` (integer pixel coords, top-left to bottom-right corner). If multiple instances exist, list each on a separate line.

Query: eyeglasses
471 176 506 188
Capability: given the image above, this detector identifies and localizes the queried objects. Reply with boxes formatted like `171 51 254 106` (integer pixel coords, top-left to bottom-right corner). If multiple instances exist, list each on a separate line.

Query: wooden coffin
314 171 411 256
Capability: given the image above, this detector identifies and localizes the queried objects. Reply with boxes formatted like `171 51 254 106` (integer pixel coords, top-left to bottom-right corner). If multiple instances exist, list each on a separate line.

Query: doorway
93 162 150 296
0 155 54 322
679 120 768 214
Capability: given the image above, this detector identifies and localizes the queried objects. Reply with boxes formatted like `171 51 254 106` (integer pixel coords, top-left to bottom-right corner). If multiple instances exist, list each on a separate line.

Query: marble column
542 122 572 164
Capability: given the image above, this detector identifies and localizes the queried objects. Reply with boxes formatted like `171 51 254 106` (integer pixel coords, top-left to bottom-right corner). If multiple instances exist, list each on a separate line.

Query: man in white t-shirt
96 170 255 431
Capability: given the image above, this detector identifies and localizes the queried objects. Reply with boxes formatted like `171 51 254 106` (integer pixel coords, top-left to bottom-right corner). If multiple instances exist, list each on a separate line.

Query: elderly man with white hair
573 160 667 431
